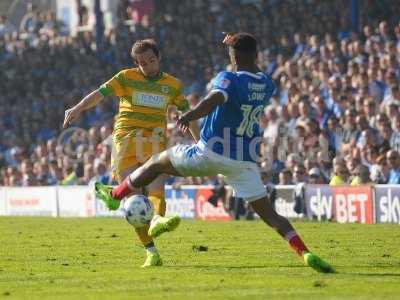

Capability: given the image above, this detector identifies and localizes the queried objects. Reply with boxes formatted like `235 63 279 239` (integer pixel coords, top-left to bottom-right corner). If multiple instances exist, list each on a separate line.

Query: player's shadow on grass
166 266 400 277
341 272 400 277
165 264 306 270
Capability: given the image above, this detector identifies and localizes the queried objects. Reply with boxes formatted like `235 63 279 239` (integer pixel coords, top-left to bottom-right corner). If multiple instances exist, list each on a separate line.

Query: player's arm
172 101 200 142
171 83 201 142
175 103 200 142
63 90 104 128
188 120 200 142
176 91 225 133
63 71 125 128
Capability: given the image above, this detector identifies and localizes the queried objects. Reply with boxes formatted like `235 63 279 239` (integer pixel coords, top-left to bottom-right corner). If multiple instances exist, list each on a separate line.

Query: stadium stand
1 0 400 187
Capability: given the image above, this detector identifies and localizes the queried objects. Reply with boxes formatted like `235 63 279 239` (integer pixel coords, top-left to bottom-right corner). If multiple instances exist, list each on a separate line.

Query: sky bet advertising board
305 185 373 224
374 185 400 224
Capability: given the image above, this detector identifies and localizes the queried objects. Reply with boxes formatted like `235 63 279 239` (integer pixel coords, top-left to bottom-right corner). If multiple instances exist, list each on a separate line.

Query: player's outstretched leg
95 182 162 267
250 197 335 273
134 193 179 267
95 182 120 210
95 181 180 265
110 152 183 239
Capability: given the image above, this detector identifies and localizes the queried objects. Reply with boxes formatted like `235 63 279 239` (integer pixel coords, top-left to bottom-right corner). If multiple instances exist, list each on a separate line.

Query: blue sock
145 242 157 254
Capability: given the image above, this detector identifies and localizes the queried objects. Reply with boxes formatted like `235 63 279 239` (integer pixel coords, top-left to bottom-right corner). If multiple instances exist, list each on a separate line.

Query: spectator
6 165 21 185
61 166 78 186
341 108 359 149
36 160 52 185
0 15 15 37
386 150 400 184
48 160 63 185
382 85 400 107
19 2 38 34
313 95 331 129
279 168 293 185
263 106 281 142
385 101 399 123
308 168 325 184
329 163 350 186
22 173 38 186
363 98 378 128
80 163 94 185
350 164 372 186
370 154 388 183
127 0 155 25
90 162 111 185
293 164 307 184
285 153 301 171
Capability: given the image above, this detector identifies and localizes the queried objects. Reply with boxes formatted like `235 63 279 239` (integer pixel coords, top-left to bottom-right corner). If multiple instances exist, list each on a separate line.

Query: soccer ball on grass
122 195 154 228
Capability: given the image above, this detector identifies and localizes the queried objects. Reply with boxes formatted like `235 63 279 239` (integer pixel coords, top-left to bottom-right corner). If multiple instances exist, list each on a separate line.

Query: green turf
0 217 399 300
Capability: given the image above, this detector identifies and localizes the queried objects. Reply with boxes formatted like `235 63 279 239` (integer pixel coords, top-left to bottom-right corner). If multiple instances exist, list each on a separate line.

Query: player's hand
222 32 234 45
176 116 190 134
63 106 81 128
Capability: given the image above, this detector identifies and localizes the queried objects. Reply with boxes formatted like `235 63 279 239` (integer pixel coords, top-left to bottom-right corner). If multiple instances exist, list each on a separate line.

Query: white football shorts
167 140 267 202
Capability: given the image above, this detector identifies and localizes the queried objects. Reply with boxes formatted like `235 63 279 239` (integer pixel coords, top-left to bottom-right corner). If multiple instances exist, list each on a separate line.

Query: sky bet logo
306 186 333 221
375 186 400 224
334 192 371 224
305 185 373 224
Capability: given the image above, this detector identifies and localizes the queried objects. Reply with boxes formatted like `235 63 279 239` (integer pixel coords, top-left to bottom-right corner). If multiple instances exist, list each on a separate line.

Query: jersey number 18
236 105 264 138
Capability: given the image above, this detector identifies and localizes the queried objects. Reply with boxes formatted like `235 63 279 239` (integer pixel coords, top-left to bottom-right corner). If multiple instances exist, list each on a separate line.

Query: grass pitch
0 217 399 300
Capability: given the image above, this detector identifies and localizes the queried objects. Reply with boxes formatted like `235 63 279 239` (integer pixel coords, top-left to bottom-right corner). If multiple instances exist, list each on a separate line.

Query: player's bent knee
145 151 180 176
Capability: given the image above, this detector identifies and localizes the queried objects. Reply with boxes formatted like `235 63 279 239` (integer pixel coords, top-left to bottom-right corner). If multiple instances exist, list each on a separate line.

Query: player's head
131 39 161 77
224 32 257 67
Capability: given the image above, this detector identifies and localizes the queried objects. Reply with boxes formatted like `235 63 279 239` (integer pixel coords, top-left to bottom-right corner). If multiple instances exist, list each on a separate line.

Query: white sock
151 214 162 223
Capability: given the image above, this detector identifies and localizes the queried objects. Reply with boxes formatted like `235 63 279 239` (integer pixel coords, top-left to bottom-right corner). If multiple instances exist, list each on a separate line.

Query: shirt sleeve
210 71 234 103
98 70 126 97
171 81 189 112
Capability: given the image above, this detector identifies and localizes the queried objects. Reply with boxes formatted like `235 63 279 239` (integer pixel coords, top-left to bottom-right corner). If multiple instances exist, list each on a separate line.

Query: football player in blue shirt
96 32 334 272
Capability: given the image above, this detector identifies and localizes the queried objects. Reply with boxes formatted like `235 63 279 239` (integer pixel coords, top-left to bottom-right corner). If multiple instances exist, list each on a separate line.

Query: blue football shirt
200 71 276 162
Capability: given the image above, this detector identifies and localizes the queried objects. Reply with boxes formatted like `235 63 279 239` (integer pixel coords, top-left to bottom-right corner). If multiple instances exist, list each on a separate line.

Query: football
122 195 154 228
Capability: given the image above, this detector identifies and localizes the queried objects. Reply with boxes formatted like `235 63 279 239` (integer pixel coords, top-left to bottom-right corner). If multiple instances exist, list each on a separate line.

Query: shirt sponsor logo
248 82 266 91
134 92 166 109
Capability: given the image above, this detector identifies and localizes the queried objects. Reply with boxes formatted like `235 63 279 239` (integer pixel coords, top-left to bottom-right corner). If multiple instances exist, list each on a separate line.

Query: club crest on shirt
220 78 231 89
160 86 170 94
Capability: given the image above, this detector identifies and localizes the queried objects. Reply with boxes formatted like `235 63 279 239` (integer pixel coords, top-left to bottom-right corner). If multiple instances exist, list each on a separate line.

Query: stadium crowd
1 0 400 187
